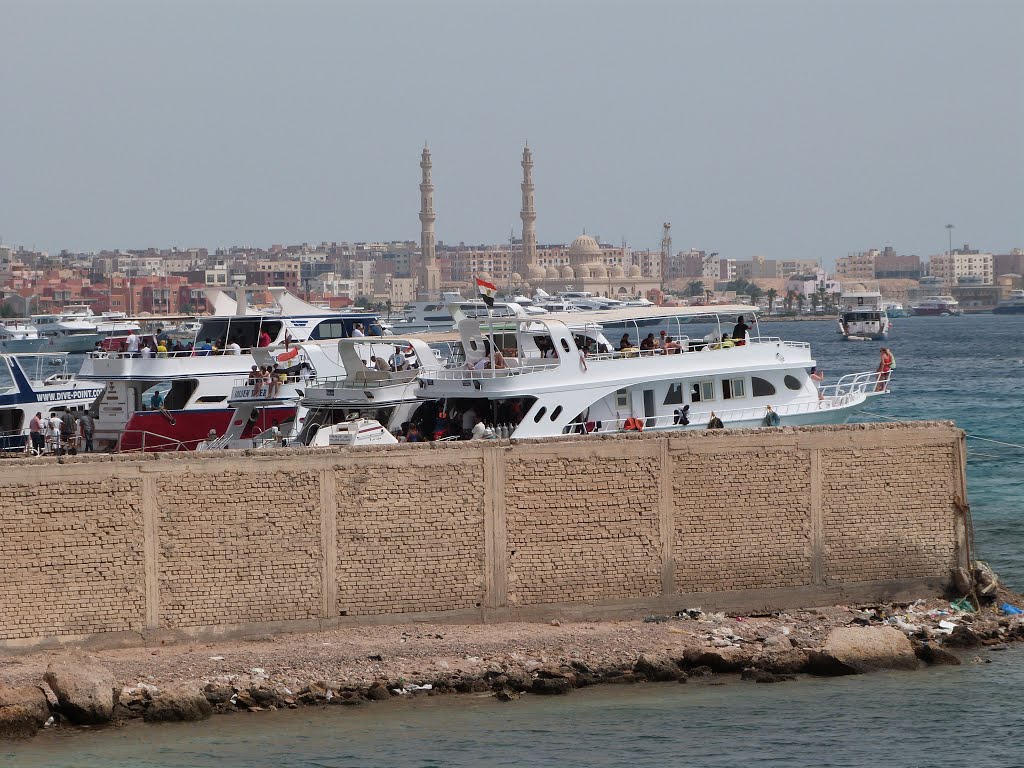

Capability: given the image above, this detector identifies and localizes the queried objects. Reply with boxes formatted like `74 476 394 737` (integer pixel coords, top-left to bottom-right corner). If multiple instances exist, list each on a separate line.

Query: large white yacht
0 321 50 353
76 287 386 451
912 296 961 316
412 306 889 439
30 312 103 353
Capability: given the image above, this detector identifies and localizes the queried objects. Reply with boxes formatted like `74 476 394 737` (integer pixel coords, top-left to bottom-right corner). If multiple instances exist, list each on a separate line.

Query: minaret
520 144 538 274
418 144 440 298
660 222 671 281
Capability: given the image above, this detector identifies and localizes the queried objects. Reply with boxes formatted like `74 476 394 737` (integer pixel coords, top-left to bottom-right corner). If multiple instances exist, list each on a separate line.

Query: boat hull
110 405 297 452
992 305 1024 315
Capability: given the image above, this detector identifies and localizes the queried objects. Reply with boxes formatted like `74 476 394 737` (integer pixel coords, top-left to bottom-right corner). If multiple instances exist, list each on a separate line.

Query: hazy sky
1 0 1021 264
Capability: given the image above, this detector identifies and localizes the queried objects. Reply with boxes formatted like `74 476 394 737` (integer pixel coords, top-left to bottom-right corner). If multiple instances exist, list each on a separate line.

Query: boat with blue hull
0 353 105 451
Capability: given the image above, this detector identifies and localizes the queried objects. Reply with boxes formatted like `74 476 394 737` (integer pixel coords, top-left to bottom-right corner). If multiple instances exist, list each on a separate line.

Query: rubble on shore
2 586 1023 740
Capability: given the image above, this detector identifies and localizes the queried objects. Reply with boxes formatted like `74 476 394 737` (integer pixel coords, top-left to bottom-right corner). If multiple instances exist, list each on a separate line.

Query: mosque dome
589 263 608 279
545 266 560 279
577 264 593 279
627 264 642 277
610 265 625 278
510 271 523 283
527 264 546 280
560 265 575 279
568 234 602 265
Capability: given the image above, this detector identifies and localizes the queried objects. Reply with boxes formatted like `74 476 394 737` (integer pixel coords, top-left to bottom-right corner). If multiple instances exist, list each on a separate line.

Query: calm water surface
4 314 1023 767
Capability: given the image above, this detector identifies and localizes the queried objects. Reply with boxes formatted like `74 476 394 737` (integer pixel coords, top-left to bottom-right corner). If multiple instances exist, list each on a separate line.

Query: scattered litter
1000 603 1024 616
391 688 408 695
891 617 921 633
44 716 54 727
780 626 791 636
209 656 225 661
251 667 267 678
549 619 561 627
367 655 383 662
404 683 433 692
643 615 669 623
937 620 957 634
950 597 976 613
322 642 331 646
676 609 703 619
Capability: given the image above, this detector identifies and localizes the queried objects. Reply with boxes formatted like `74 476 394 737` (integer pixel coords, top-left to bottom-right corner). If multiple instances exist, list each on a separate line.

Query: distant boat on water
993 289 1024 315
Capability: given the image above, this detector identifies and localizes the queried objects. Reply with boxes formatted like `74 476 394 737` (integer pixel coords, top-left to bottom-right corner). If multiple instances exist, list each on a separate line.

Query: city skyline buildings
1 2 1021 261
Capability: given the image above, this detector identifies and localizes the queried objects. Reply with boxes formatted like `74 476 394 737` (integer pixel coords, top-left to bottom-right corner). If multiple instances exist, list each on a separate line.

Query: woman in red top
875 347 895 391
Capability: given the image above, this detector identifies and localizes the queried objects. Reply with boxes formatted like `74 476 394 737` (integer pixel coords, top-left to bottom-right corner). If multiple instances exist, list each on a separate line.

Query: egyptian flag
476 277 497 308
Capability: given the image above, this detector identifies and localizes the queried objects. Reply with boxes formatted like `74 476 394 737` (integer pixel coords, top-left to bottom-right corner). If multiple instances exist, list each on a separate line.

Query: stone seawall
0 422 970 652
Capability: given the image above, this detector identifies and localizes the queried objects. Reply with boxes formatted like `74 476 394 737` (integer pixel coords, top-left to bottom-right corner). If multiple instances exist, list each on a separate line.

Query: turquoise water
4 315 1023 766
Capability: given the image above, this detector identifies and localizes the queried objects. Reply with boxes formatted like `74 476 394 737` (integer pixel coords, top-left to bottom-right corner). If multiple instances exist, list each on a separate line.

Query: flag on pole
476 277 497 308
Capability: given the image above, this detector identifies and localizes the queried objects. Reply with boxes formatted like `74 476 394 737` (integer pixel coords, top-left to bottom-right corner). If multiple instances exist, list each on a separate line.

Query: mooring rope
858 411 1024 452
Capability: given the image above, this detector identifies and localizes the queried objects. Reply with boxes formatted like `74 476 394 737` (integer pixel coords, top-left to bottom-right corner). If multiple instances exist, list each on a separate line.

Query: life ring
277 348 299 362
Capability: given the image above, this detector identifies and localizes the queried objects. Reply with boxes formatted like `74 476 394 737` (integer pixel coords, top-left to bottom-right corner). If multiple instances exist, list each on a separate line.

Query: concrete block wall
0 422 970 650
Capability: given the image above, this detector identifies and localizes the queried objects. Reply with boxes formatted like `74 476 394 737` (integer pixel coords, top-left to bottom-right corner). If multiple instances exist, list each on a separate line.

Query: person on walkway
46 413 63 454
29 411 45 455
78 410 95 452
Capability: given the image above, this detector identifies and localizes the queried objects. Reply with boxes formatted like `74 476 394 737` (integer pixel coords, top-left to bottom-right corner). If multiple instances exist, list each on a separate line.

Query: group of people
369 345 420 373
618 330 684 354
247 364 293 398
28 409 95 456
107 327 274 358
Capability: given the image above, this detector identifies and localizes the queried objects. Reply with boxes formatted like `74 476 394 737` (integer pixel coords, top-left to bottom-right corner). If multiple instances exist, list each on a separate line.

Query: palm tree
766 288 778 314
686 280 705 297
810 292 820 313
796 293 806 313
783 290 797 313
814 285 829 314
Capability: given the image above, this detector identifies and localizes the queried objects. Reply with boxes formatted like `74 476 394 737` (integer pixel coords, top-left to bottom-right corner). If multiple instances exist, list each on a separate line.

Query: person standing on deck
78 410 95 452
732 316 750 345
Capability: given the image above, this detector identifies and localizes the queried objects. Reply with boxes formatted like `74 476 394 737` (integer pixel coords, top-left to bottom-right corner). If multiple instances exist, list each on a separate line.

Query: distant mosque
418 145 661 299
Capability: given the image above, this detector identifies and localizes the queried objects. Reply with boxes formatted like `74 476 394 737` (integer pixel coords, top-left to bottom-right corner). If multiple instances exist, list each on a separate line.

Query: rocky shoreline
3 585 1023 740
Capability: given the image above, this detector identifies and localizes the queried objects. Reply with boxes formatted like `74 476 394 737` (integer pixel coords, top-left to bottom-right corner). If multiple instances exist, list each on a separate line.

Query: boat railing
562 395 862 434
820 369 890 397
310 369 421 391
424 361 561 381
115 430 204 453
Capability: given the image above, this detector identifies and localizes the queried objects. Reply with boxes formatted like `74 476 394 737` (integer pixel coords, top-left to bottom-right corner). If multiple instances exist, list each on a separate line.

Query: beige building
928 251 993 285
835 250 877 281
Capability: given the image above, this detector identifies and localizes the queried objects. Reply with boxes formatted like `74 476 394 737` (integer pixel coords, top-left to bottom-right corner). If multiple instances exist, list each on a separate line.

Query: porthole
784 375 802 391
560 338 571 352
533 406 547 423
550 405 563 421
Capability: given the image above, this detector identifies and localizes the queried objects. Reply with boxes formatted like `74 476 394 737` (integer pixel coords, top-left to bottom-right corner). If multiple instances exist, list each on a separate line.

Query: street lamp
945 224 955 255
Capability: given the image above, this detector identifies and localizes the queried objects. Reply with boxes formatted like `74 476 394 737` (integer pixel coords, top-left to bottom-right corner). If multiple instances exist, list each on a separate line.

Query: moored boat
912 296 961 316
838 288 891 340
993 289 1024 315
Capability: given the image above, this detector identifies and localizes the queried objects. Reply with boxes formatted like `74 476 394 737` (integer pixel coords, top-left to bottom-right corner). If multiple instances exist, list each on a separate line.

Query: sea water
4 314 1023 767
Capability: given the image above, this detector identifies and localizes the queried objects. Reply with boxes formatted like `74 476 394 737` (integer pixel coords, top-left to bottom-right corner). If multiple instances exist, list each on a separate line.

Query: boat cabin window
722 378 746 399
615 389 629 408
560 338 571 353
751 377 776 397
197 318 284 349
784 375 802 391
533 406 547 423
691 381 715 403
165 380 198 410
196 395 227 404
0 409 24 437
550 405 563 421
663 383 684 405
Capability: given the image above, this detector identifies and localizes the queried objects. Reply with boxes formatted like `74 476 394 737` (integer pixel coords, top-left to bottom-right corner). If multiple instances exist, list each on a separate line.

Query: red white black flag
476 277 497 308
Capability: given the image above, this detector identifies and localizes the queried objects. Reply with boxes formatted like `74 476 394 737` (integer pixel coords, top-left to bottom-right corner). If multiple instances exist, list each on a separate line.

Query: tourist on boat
156 339 168 357
226 338 241 355
763 405 781 427
876 348 895 391
156 327 170 346
659 330 668 349
124 330 140 357
140 342 154 359
664 336 682 354
732 316 750 345
640 333 656 351
247 365 260 388
197 338 214 356
371 355 390 373
150 389 164 411
810 367 825 400
352 323 365 338
717 333 735 349
406 423 423 443
29 412 45 455
461 407 478 439
258 329 272 347
618 333 632 351
197 428 219 451
300 363 313 384
707 412 725 429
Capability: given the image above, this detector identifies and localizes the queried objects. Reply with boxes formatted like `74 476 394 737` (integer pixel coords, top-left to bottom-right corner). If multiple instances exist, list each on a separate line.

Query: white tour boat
912 296 961 316
412 306 890 440
838 287 891 340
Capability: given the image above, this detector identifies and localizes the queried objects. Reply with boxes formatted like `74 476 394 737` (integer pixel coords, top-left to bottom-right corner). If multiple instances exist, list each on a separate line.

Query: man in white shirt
227 340 241 355
125 331 140 355
140 344 154 359
352 323 365 337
